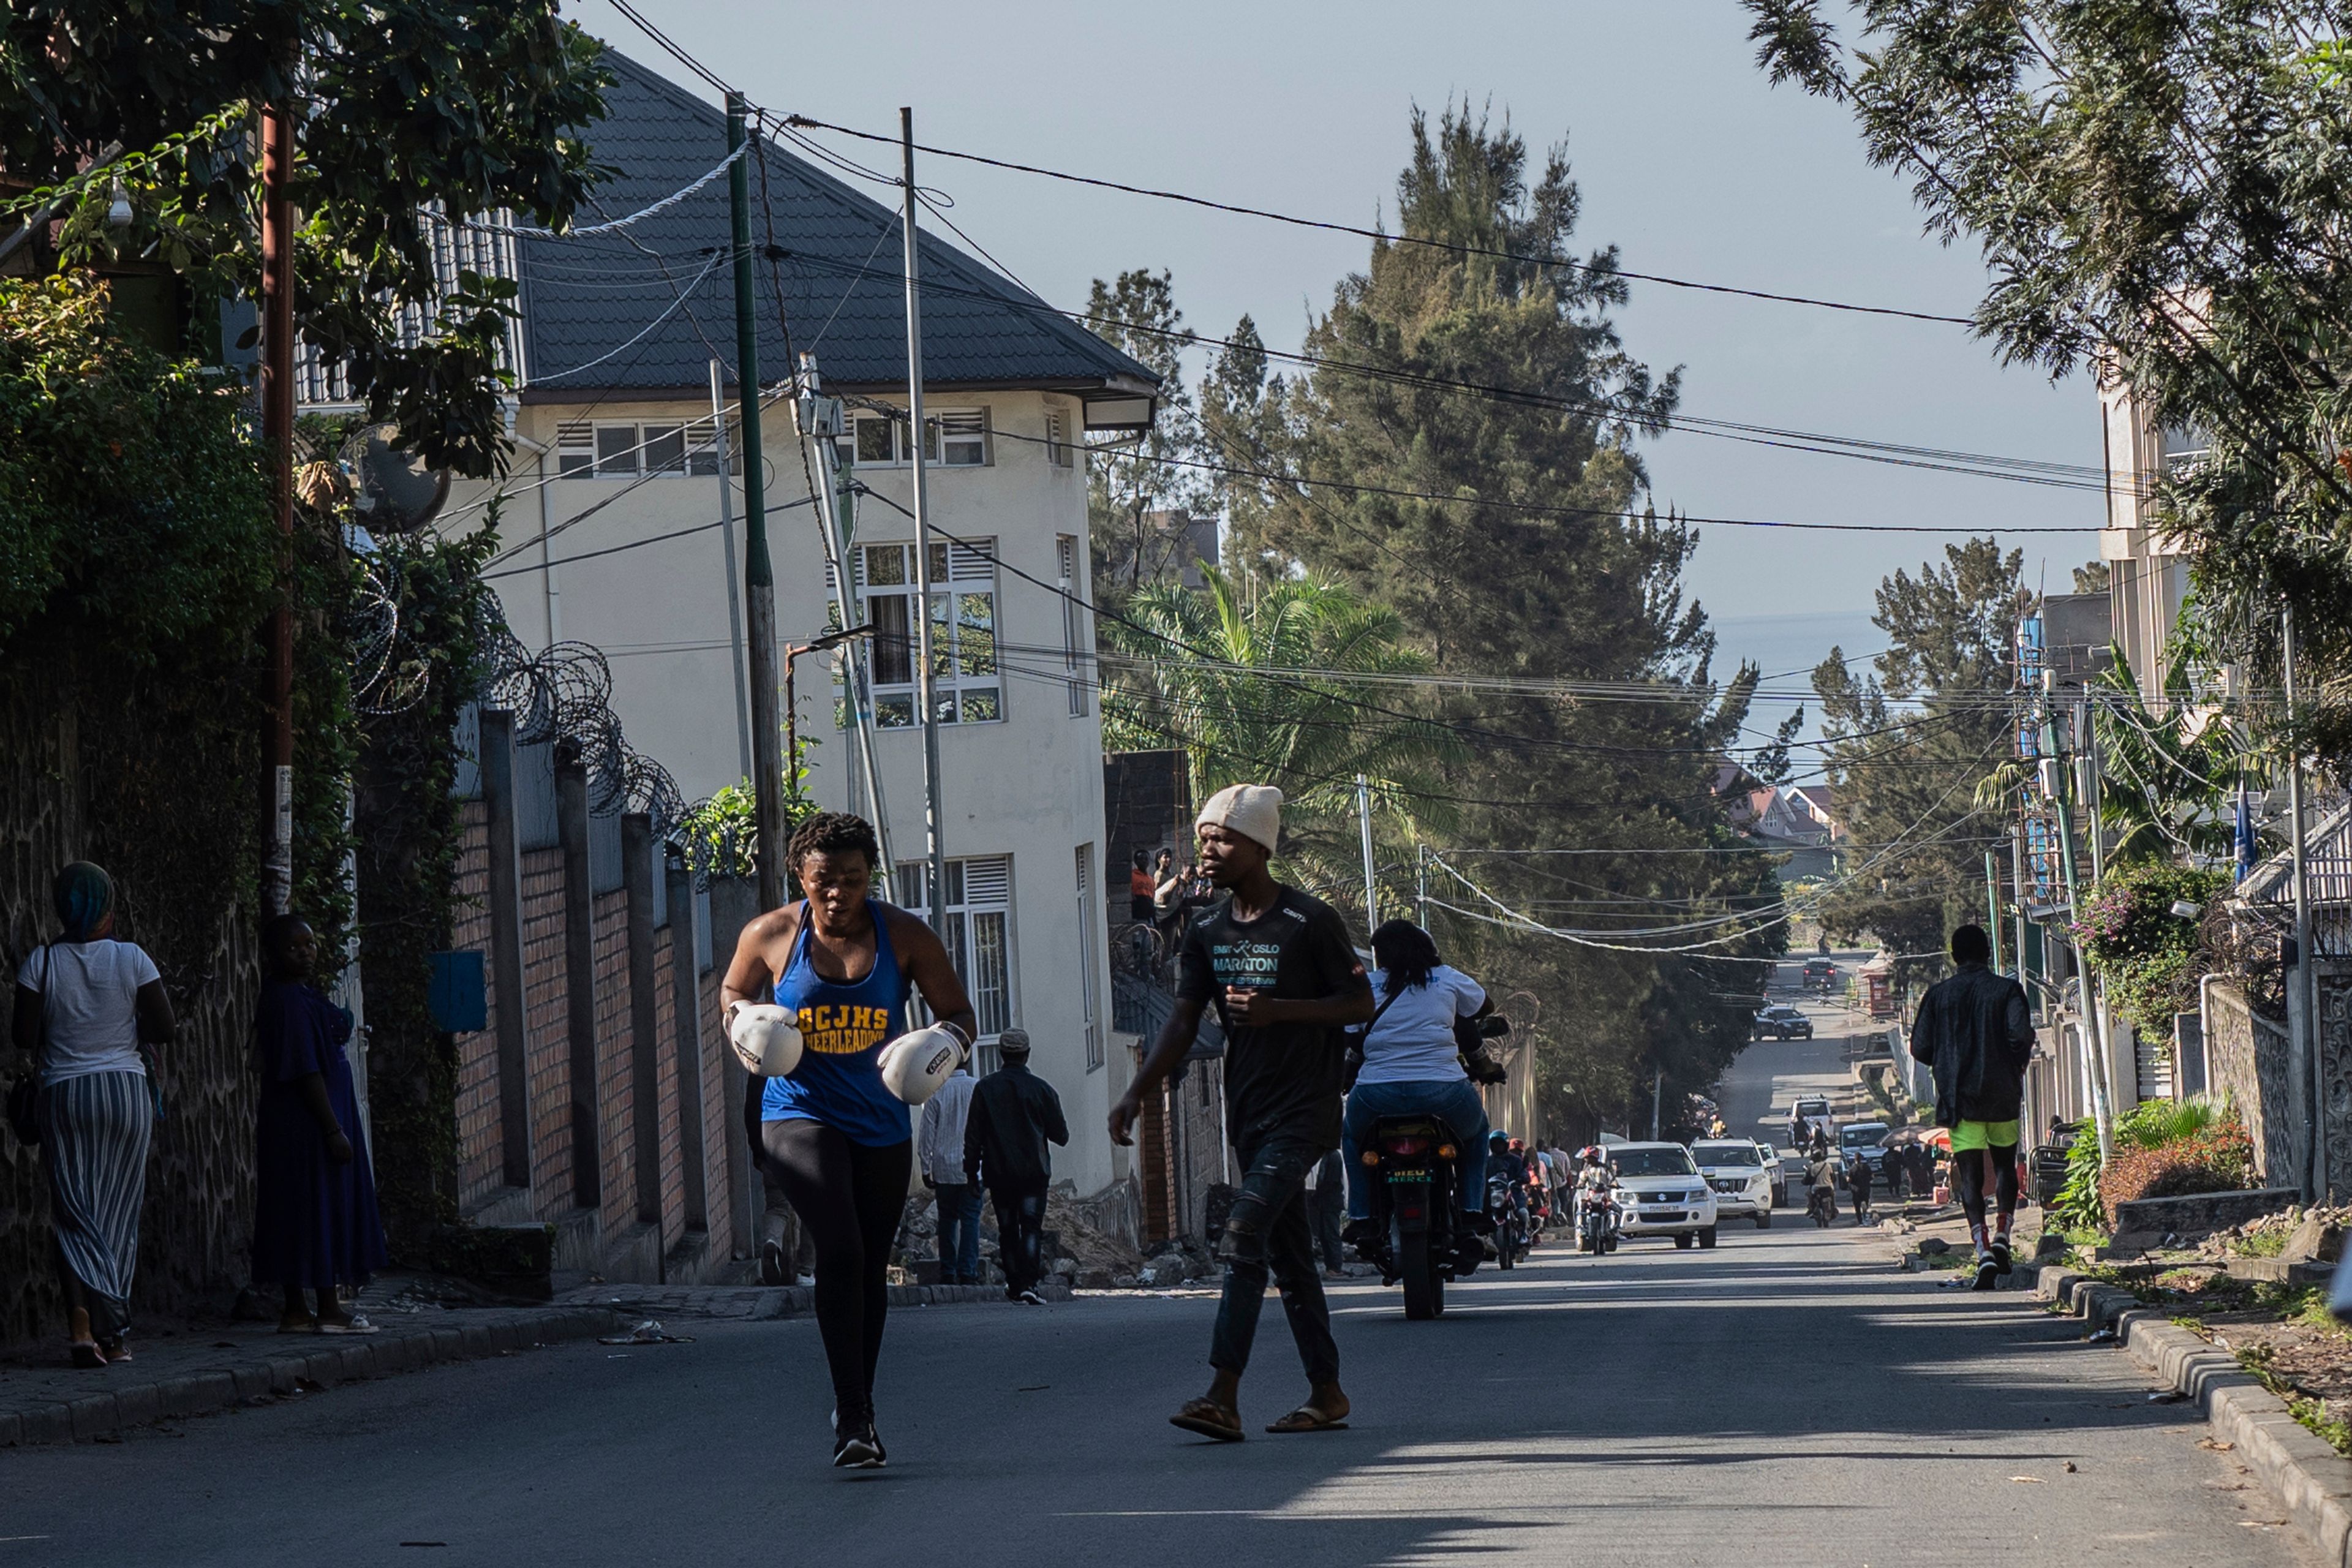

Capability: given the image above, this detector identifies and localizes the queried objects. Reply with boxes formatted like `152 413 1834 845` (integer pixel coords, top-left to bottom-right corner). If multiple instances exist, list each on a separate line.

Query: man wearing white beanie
1110 781 1373 1443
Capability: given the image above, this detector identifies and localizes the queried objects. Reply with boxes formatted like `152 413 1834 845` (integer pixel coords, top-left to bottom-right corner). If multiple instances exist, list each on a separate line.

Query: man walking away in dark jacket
1908 924 2034 1289
965 1031 1068 1305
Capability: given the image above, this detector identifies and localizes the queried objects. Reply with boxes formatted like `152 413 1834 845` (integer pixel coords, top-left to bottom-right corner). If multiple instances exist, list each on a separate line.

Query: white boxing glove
727 1003 803 1077
876 1023 968 1105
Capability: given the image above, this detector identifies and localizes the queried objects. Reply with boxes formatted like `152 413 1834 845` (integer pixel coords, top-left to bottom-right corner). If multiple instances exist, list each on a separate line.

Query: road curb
2033 1264 2352 1564
569 1279 1076 1320
0 1305 625 1449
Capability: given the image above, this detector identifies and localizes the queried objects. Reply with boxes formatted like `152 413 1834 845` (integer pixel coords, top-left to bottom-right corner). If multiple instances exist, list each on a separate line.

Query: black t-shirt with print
1174 885 1365 1149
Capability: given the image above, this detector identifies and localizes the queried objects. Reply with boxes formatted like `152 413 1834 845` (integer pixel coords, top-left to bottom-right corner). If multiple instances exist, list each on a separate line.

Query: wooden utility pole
261 97 296 916
728 94 786 911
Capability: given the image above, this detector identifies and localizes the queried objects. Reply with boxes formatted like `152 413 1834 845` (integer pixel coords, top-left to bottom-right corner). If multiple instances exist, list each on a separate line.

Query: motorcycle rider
1574 1147 1616 1248
1338 919 1494 1274
1486 1131 1532 1253
1803 1147 1838 1223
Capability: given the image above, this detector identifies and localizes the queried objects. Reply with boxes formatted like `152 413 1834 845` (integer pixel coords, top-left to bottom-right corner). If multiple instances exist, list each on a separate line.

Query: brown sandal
1265 1406 1349 1434
1169 1396 1245 1442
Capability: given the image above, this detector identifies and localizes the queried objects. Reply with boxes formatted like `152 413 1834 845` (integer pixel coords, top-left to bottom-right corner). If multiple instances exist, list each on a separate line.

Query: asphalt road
1717 954 1883 1157
1 1216 2312 1566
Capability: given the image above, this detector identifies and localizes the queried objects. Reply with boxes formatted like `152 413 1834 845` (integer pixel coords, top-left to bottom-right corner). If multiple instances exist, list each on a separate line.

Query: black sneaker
1991 1238 2014 1276
1340 1217 1382 1251
760 1240 786 1287
832 1420 885 1469
1972 1254 2000 1292
1450 1233 1485 1276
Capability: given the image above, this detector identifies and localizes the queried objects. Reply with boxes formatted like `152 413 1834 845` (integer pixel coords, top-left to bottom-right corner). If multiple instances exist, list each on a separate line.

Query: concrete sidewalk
0 1290 624 1448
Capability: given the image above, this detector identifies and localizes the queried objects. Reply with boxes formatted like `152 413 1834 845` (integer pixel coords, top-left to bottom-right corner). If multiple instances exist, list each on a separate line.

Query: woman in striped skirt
10 862 175 1365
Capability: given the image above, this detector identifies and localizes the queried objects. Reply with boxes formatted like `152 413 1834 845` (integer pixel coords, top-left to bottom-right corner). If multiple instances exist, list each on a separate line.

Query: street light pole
709 358 752 786
1355 774 1378 932
901 107 946 930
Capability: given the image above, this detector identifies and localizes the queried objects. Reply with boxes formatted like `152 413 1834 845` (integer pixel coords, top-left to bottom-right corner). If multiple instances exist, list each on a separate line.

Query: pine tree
1259 104 1780 1135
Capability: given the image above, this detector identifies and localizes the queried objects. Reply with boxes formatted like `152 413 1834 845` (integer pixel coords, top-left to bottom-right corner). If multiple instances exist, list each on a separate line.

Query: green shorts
1948 1118 2019 1154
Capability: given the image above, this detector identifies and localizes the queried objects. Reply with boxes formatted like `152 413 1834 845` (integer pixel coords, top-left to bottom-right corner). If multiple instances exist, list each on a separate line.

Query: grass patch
2239 1227 2291 1258
2237 1342 2352 1455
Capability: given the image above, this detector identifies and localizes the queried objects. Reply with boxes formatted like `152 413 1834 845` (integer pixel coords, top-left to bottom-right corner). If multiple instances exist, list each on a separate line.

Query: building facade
424 52 1156 1202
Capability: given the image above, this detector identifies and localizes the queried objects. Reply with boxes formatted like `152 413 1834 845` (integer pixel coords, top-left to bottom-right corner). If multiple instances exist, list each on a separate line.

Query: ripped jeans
1208 1132 1341 1387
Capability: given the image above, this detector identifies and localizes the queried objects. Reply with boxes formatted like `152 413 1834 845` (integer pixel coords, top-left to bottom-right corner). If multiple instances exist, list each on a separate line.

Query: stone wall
0 658 263 1346
2205 979 2296 1186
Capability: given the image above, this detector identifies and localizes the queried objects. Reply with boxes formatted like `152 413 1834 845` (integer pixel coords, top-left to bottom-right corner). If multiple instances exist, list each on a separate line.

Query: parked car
1753 1005 1814 1041
1839 1120 1891 1178
1609 1142 1721 1249
1691 1139 1776 1228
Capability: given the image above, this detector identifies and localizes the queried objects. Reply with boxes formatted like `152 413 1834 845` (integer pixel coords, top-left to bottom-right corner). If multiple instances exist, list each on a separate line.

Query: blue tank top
760 900 914 1147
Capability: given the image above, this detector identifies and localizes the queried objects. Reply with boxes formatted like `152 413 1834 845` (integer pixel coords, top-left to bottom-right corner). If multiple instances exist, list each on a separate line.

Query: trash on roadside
2148 1390 2187 1403
2086 1325 2117 1342
2008 1475 2045 1483
597 1319 693 1346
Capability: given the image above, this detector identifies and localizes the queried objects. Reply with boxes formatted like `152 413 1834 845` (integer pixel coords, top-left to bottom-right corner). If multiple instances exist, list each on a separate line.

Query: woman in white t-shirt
10 862 175 1366
1338 920 1493 1260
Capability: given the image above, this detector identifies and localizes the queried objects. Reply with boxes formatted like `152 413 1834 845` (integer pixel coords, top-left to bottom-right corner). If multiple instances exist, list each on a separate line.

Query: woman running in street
720 812 976 1468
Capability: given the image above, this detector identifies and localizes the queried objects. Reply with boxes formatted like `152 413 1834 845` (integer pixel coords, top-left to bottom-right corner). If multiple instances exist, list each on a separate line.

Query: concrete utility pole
1355 774 1379 932
2285 608 2322 1203
2049 685 2116 1158
728 93 786 913
709 359 753 786
1415 844 1428 930
260 96 296 916
901 107 946 931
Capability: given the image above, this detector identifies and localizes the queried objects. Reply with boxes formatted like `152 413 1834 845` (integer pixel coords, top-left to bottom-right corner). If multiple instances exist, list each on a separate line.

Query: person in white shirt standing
919 1060 981 1286
10 862 175 1366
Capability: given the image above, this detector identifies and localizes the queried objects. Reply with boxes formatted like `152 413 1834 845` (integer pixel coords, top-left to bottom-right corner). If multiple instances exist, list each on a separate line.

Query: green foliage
1211 103 1777 1129
2089 638 2250 865
1740 0 2352 770
6 1 612 477
0 273 273 654
676 784 761 881
1084 268 1205 592
2074 862 2231 1036
353 526 496 1247
2116 1094 2231 1152
1811 540 2026 973
2051 1130 2106 1233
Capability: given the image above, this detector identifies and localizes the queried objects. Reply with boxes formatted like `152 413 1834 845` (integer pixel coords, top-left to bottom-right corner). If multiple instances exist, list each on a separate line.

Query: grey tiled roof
518 51 1156 399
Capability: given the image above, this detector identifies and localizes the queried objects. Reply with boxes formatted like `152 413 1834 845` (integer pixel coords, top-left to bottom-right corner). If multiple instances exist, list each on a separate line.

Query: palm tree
1100 568 1463 910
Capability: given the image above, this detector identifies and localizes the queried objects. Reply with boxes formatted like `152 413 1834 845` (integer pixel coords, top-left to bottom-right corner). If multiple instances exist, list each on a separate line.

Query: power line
780 115 1977 328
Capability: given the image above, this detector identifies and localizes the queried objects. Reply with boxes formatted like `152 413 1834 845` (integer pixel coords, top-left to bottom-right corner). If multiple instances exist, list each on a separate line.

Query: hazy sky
567 0 2103 702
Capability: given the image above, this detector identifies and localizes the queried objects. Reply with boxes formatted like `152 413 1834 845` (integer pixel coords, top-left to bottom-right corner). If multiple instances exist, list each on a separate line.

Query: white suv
1691 1139 1776 1228
1610 1142 1721 1250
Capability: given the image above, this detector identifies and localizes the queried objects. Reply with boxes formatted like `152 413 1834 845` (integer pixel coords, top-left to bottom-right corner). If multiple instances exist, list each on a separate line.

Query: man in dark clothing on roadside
1908 923 2035 1289
964 1030 1068 1306
1109 782 1373 1444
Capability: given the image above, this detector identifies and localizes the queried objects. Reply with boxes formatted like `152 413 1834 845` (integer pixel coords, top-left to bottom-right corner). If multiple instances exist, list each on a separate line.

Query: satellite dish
337 423 449 533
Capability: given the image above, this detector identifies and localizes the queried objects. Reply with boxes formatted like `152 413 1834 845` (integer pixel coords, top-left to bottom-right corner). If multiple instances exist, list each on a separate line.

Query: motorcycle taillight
1384 1137 1426 1155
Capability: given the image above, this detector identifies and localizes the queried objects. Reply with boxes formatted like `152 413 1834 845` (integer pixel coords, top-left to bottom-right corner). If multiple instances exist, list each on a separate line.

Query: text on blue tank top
761 900 915 1146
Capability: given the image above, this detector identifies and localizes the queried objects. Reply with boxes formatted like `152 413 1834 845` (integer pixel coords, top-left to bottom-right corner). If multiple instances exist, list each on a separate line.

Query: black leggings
1953 1145 2020 1232
759 1120 911 1423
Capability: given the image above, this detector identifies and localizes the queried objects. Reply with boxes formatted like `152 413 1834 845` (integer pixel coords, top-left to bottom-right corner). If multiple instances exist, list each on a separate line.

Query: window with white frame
897 855 1014 1065
855 540 1000 726
844 407 990 467
1058 533 1087 717
556 418 737 479
1076 845 1102 1071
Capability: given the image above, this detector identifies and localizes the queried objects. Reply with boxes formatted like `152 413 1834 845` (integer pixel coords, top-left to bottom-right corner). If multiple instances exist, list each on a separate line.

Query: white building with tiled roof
431 51 1159 1202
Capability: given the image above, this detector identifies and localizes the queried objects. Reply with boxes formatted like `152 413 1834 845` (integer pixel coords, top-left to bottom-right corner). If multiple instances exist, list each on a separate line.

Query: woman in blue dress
721 812 976 1469
250 914 388 1333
